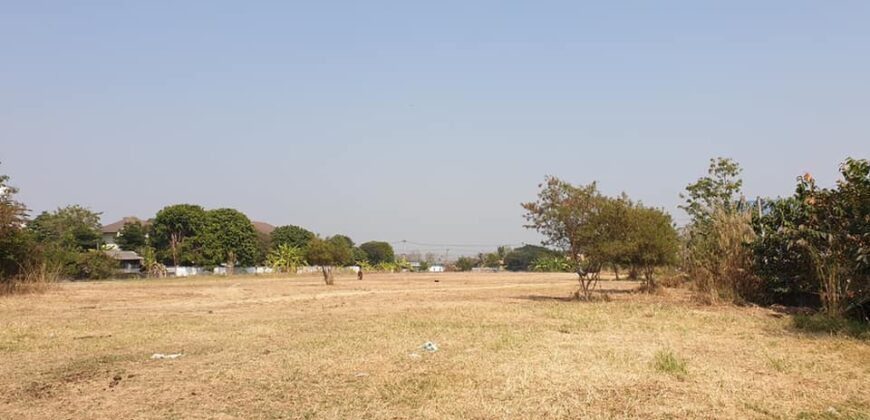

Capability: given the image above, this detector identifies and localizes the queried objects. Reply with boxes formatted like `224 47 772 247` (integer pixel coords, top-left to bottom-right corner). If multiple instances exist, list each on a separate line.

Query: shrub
75 251 117 280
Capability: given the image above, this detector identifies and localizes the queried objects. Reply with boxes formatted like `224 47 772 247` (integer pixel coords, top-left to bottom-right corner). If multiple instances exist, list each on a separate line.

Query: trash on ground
354 372 369 378
421 341 439 352
408 352 422 359
151 353 183 360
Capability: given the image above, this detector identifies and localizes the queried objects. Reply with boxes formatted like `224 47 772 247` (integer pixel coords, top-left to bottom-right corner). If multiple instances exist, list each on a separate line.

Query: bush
75 251 117 280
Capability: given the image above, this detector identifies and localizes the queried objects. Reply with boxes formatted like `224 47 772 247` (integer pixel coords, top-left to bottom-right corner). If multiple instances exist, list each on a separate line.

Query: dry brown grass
1 272 868 419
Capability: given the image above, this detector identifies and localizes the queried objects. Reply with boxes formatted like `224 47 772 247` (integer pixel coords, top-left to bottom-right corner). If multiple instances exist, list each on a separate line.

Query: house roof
101 217 149 234
103 249 143 261
251 221 275 235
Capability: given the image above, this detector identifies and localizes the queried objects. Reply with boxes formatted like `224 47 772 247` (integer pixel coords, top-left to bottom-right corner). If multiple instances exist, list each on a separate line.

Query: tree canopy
270 225 315 250
117 221 147 251
150 204 206 266
359 241 395 264
200 208 260 267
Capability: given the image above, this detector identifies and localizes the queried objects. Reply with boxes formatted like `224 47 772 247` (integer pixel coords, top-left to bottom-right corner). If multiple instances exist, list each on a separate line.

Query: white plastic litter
421 341 439 352
408 352 422 359
151 353 183 360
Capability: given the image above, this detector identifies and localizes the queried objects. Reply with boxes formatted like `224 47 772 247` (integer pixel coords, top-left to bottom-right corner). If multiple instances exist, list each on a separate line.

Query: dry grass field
1 272 868 419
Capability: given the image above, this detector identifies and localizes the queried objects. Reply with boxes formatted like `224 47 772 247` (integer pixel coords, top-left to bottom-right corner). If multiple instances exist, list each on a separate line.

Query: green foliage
255 231 271 265
270 225 315 249
332 234 355 249
793 314 869 339
351 246 367 265
680 157 744 226
751 197 817 302
524 176 680 296
200 208 260 267
150 204 207 266
503 245 557 271
754 158 870 318
0 167 31 279
267 244 307 274
624 206 680 288
418 260 432 272
481 252 502 269
531 254 573 272
359 241 395 264
75 250 117 280
29 205 102 251
653 349 688 379
306 236 354 284
454 256 477 272
116 221 147 251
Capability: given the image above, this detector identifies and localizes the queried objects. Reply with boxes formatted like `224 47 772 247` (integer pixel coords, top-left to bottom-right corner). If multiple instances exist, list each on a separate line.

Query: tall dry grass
0 261 60 296
686 209 761 304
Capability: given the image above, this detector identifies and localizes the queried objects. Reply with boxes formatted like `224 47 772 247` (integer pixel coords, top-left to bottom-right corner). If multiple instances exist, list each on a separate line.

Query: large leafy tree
116 221 148 251
522 176 604 299
0 167 31 279
29 205 102 251
270 225 315 249
306 236 353 285
150 204 206 266
359 241 395 264
200 208 260 268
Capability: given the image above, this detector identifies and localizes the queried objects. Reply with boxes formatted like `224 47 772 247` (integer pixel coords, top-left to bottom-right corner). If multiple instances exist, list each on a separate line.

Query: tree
267 244 306 274
270 225 315 249
0 166 31 279
522 177 604 299
200 208 260 270
623 206 680 289
680 157 744 226
332 234 354 249
116 221 147 251
454 256 477 271
29 205 102 251
359 241 395 264
503 245 557 271
306 236 353 285
482 252 502 269
150 204 206 267
785 159 869 318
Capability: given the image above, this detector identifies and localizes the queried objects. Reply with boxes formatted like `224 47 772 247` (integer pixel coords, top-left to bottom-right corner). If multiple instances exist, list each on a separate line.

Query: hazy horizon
3 2 868 254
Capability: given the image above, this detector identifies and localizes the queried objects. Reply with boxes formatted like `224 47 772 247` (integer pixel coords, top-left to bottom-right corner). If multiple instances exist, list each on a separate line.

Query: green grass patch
652 349 688 379
793 314 870 339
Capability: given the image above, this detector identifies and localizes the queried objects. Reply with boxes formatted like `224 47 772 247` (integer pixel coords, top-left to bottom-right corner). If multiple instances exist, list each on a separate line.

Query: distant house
101 217 149 250
103 249 144 276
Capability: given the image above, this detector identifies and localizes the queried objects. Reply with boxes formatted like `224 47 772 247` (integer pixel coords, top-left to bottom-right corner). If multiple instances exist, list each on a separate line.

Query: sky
2 1 868 255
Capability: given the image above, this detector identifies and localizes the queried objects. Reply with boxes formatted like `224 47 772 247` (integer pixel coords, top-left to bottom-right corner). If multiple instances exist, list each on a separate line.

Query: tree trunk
613 264 620 280
322 266 335 285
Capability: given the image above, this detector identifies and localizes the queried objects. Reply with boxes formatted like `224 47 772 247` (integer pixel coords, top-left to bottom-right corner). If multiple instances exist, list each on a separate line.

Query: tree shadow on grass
519 287 636 303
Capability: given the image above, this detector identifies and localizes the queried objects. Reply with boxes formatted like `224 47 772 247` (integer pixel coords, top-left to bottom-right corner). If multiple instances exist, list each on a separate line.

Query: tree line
0 168 399 287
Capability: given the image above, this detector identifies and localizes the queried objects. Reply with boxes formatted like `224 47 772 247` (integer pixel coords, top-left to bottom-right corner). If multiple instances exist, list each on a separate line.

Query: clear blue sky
2 1 868 254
